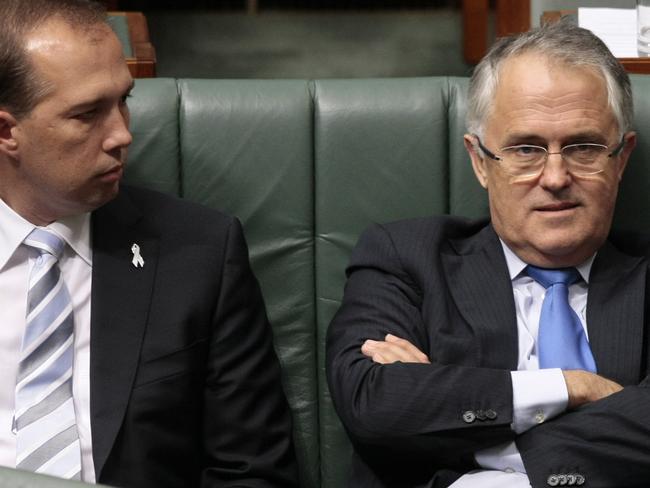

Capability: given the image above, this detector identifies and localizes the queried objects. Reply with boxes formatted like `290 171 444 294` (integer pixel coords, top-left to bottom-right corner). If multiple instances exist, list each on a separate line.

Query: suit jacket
87 185 298 488
326 216 650 488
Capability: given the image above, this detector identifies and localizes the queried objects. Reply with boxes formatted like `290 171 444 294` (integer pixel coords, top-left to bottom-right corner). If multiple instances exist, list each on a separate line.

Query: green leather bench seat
0 467 110 487
2 74 648 488
121 76 650 488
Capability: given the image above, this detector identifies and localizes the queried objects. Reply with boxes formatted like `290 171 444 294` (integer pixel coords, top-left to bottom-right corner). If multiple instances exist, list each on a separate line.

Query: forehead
487 53 616 138
25 18 133 107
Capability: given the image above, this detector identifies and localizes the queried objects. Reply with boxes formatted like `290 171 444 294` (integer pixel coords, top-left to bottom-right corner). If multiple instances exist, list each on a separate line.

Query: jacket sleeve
517 375 650 488
326 223 517 470
201 218 299 488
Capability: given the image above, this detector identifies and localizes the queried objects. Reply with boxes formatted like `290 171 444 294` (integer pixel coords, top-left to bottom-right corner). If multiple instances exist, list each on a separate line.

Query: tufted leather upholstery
121 75 650 488
125 75 650 488
6 76 641 488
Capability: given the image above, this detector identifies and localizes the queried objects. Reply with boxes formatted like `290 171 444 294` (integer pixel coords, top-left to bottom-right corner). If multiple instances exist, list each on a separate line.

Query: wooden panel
462 0 489 64
496 0 530 37
617 58 650 74
463 0 531 64
110 11 157 78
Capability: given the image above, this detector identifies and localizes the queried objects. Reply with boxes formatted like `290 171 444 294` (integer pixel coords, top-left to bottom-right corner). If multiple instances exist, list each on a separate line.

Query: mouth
534 202 580 213
97 164 124 182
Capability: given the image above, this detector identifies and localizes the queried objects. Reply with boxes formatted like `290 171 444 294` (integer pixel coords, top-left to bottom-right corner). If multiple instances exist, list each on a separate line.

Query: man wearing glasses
327 20 648 488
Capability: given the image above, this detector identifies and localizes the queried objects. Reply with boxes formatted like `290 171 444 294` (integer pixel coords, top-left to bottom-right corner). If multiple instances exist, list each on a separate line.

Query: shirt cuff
449 469 531 488
474 441 527 473
510 368 568 434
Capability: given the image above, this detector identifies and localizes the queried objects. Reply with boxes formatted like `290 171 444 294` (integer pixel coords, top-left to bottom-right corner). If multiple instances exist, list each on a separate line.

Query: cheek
587 185 619 233
578 175 620 216
487 176 529 228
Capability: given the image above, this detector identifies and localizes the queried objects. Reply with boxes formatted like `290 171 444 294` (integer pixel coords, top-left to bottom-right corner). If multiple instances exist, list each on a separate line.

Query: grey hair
466 18 633 138
0 0 107 119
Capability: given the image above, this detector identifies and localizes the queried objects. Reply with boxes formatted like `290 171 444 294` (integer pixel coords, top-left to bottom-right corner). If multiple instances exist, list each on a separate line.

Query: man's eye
73 109 97 120
503 145 544 159
571 144 598 154
564 144 603 161
514 145 543 156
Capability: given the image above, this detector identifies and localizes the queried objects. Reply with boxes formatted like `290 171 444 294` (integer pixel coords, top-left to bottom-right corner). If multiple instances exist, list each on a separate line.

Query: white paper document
578 7 637 58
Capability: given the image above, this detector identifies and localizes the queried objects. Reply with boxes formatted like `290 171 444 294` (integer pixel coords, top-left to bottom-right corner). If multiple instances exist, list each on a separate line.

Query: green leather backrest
125 76 650 488
125 78 180 196
177 79 320 488
313 77 452 487
618 75 650 231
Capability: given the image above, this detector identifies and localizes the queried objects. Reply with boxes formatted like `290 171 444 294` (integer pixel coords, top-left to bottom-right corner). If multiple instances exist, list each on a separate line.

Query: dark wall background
107 0 460 10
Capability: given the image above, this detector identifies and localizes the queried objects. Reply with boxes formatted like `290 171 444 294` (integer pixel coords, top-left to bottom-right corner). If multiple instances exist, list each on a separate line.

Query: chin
533 237 602 266
80 184 121 213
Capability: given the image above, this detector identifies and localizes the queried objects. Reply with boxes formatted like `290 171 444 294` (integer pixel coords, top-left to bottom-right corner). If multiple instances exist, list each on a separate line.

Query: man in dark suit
0 1 298 486
327 20 649 488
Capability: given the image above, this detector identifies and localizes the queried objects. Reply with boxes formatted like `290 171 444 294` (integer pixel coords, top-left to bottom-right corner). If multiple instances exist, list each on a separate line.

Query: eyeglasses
475 135 626 179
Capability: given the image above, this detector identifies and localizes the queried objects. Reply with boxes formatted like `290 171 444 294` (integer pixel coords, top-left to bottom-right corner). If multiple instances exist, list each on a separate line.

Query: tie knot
526 265 579 289
23 228 66 260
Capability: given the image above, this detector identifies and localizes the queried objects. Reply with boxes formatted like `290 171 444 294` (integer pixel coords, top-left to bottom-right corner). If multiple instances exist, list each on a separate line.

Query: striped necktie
14 228 81 479
527 265 597 372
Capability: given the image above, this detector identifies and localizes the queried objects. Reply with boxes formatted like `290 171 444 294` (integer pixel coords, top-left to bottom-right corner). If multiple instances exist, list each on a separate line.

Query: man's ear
615 131 637 182
463 134 488 189
0 110 19 157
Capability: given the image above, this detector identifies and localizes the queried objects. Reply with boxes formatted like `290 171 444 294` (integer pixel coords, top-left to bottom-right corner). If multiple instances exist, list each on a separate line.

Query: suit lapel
441 224 519 369
587 241 647 384
89 189 160 478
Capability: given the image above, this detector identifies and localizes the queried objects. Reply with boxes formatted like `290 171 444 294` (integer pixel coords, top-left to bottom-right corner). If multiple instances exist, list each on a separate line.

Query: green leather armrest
0 467 112 488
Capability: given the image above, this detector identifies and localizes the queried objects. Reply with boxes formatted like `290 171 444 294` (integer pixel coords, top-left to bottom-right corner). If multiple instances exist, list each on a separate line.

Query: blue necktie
14 228 81 479
527 266 597 372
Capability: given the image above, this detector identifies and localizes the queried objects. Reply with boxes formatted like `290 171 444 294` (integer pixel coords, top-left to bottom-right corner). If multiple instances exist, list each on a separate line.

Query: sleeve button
547 474 559 486
462 411 476 423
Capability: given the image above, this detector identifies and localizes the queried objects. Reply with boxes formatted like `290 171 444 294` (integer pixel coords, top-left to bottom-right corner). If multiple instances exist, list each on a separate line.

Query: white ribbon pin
131 243 145 268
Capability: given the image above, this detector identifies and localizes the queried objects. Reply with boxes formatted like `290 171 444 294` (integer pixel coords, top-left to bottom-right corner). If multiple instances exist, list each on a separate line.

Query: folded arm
326 224 517 468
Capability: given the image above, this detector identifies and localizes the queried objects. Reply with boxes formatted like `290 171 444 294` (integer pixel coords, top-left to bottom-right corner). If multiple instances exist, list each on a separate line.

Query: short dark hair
467 18 633 137
0 0 107 119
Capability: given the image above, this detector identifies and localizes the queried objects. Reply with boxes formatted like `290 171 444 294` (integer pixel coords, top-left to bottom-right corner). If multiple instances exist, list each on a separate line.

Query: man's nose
538 151 572 190
103 106 133 152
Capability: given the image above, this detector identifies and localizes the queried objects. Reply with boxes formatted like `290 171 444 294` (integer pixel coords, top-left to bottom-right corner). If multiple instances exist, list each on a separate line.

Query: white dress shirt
0 199 96 483
450 241 594 488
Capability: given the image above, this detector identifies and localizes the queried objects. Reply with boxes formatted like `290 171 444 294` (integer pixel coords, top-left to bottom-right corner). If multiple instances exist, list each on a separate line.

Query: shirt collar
0 198 92 269
499 239 595 284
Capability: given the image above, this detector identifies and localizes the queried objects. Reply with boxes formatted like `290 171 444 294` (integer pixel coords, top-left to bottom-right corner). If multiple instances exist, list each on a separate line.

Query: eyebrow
501 133 547 147
561 131 609 145
502 131 609 147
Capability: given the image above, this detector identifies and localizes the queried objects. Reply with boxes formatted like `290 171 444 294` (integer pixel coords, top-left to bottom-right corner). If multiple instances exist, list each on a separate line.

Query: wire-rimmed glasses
475 135 626 179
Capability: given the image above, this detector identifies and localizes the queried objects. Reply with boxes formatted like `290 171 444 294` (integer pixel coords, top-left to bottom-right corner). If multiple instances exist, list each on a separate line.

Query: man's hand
361 334 430 364
563 370 623 409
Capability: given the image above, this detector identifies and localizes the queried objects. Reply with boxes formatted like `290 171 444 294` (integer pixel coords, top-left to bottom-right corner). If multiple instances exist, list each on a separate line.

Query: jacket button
462 411 476 423
566 474 576 485
547 474 560 486
575 474 585 485
485 409 497 420
476 410 487 421
557 474 567 485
